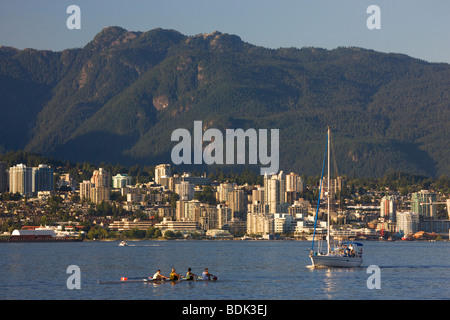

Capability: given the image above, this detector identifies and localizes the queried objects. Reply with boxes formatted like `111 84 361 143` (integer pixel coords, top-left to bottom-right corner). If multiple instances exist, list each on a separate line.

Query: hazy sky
1 0 449 63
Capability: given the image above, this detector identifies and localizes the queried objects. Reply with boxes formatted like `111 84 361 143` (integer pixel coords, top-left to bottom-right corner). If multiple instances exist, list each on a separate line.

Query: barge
7 228 83 242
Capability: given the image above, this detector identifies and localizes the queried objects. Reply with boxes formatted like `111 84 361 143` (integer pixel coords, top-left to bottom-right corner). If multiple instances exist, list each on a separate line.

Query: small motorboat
119 241 128 246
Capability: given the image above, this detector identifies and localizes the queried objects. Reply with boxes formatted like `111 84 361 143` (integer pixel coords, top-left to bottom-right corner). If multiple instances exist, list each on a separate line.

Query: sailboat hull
310 255 362 268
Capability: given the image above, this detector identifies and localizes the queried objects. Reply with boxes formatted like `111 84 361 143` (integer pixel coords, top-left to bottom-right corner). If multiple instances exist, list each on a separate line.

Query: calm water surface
0 240 448 300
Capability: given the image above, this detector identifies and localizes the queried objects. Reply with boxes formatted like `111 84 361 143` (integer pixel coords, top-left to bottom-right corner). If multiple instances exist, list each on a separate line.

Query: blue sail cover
343 242 363 246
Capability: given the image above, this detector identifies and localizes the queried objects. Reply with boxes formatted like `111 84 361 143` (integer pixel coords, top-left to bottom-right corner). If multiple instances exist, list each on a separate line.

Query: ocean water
0 240 448 300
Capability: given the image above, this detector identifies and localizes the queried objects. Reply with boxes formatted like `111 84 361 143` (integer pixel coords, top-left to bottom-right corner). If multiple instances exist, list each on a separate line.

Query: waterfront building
411 190 437 218
246 212 274 236
206 229 233 238
419 218 450 234
380 195 396 221
112 174 132 189
155 164 172 185
274 213 295 234
108 218 154 231
396 211 419 236
226 219 247 234
8 164 33 197
154 217 200 233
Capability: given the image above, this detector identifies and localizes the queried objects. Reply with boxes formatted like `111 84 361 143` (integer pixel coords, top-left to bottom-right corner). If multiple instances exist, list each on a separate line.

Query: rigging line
311 130 328 252
330 131 339 179
330 130 341 210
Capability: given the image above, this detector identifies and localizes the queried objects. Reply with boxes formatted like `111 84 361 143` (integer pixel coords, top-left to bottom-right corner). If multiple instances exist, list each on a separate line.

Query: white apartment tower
264 171 285 213
9 164 33 197
155 164 172 185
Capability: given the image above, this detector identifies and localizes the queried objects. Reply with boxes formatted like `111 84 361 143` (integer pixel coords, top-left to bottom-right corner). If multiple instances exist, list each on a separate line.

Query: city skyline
0 1 449 64
1 160 449 240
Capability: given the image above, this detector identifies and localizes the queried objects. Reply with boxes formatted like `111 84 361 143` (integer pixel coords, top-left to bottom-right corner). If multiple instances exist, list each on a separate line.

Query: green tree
164 230 175 239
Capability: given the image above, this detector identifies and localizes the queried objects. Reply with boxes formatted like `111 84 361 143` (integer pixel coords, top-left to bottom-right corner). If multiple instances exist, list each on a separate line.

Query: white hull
310 254 362 268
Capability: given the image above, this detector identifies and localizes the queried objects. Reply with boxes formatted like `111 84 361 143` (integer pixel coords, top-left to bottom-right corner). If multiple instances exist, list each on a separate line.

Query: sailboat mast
327 126 331 255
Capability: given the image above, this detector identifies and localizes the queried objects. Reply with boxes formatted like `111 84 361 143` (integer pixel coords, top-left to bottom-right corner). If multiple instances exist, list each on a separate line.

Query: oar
120 276 150 281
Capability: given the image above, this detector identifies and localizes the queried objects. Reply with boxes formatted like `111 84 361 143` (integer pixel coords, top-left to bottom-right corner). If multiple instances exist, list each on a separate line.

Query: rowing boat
97 277 217 285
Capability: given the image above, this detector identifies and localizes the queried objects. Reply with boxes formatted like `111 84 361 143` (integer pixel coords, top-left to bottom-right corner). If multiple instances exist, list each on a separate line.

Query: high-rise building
286 172 304 193
175 181 195 201
251 186 264 204
196 204 219 230
79 180 93 202
90 186 111 204
396 211 419 236
285 172 304 204
411 190 437 218
0 161 8 193
32 164 54 193
91 168 110 188
227 187 245 218
380 195 396 221
155 164 172 185
264 171 285 213
9 164 33 197
217 204 232 229
216 182 233 203
84 168 111 203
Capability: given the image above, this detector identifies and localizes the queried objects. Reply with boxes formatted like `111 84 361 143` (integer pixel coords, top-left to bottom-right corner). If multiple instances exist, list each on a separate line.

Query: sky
0 0 449 63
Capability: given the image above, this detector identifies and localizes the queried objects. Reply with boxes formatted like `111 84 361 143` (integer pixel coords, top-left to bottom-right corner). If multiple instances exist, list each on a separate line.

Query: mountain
0 27 449 177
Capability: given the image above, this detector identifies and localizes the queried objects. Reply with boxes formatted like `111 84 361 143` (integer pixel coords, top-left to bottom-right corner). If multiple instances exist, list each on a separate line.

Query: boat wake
379 265 450 269
127 244 160 247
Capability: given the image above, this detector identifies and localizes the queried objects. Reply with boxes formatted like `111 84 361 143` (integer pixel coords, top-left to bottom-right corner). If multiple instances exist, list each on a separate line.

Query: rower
151 269 167 281
201 268 217 281
169 268 182 281
185 268 198 281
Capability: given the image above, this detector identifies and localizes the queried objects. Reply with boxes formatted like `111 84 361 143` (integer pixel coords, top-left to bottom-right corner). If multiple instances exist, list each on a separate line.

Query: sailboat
309 127 363 268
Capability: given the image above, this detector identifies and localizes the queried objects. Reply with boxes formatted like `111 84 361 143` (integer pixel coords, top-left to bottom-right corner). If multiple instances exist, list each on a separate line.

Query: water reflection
309 267 360 299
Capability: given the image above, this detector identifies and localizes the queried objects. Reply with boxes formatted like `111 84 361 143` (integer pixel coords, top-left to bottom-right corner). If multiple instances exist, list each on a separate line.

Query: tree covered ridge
0 27 448 177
